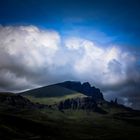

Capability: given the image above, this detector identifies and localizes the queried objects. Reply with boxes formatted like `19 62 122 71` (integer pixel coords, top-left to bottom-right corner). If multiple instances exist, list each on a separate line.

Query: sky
0 0 140 109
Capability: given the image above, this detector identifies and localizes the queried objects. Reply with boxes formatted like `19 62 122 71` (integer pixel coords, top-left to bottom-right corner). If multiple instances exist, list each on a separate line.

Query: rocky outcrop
57 97 107 114
57 81 104 101
56 81 106 113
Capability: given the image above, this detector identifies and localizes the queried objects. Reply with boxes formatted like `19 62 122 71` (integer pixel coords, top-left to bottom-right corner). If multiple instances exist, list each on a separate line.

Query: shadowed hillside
20 81 104 105
20 83 87 105
57 81 104 101
0 81 140 140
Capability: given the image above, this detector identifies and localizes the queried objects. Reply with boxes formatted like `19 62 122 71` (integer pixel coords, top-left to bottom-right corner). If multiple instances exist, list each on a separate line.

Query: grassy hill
0 99 140 140
0 91 140 140
1 82 140 140
20 84 87 105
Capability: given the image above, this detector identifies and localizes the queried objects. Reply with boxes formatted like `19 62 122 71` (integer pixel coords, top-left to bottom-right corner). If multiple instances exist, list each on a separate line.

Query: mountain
20 83 87 105
1 81 140 140
20 81 132 113
20 81 104 105
57 81 104 101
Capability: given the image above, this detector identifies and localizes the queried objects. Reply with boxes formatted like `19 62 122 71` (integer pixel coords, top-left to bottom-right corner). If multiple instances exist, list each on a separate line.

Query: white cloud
64 37 135 87
0 25 139 102
0 25 60 91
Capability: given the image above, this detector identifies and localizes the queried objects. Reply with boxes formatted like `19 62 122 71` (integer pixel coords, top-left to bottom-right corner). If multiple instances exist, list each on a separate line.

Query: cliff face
57 97 107 114
57 81 104 101
55 81 106 113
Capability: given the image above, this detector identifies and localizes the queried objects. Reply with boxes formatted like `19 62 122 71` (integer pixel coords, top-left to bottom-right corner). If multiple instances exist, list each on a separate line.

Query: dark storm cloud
104 82 140 110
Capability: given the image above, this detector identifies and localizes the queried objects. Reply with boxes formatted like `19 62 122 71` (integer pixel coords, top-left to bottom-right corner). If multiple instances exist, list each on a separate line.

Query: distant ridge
0 81 137 114
57 81 104 101
18 81 134 113
18 81 105 110
20 81 104 102
20 84 79 98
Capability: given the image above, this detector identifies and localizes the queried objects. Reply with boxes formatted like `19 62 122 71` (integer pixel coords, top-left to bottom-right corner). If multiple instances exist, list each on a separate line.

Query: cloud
0 25 60 91
0 25 140 109
64 38 136 87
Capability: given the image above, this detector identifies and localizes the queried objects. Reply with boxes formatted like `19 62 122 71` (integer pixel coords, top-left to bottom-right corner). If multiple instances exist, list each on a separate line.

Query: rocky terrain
57 81 104 101
0 81 140 140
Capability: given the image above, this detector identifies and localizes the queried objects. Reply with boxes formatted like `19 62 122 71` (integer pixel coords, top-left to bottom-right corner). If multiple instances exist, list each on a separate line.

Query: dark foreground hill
0 81 140 140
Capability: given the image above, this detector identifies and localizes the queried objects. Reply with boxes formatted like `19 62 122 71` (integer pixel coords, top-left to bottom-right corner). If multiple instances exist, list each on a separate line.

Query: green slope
0 104 140 140
20 85 87 105
1 92 140 140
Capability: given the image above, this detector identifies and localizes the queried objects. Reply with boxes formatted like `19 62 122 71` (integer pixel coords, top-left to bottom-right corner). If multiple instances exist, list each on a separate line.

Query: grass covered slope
1 82 140 140
20 84 87 105
0 104 140 140
0 92 140 140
